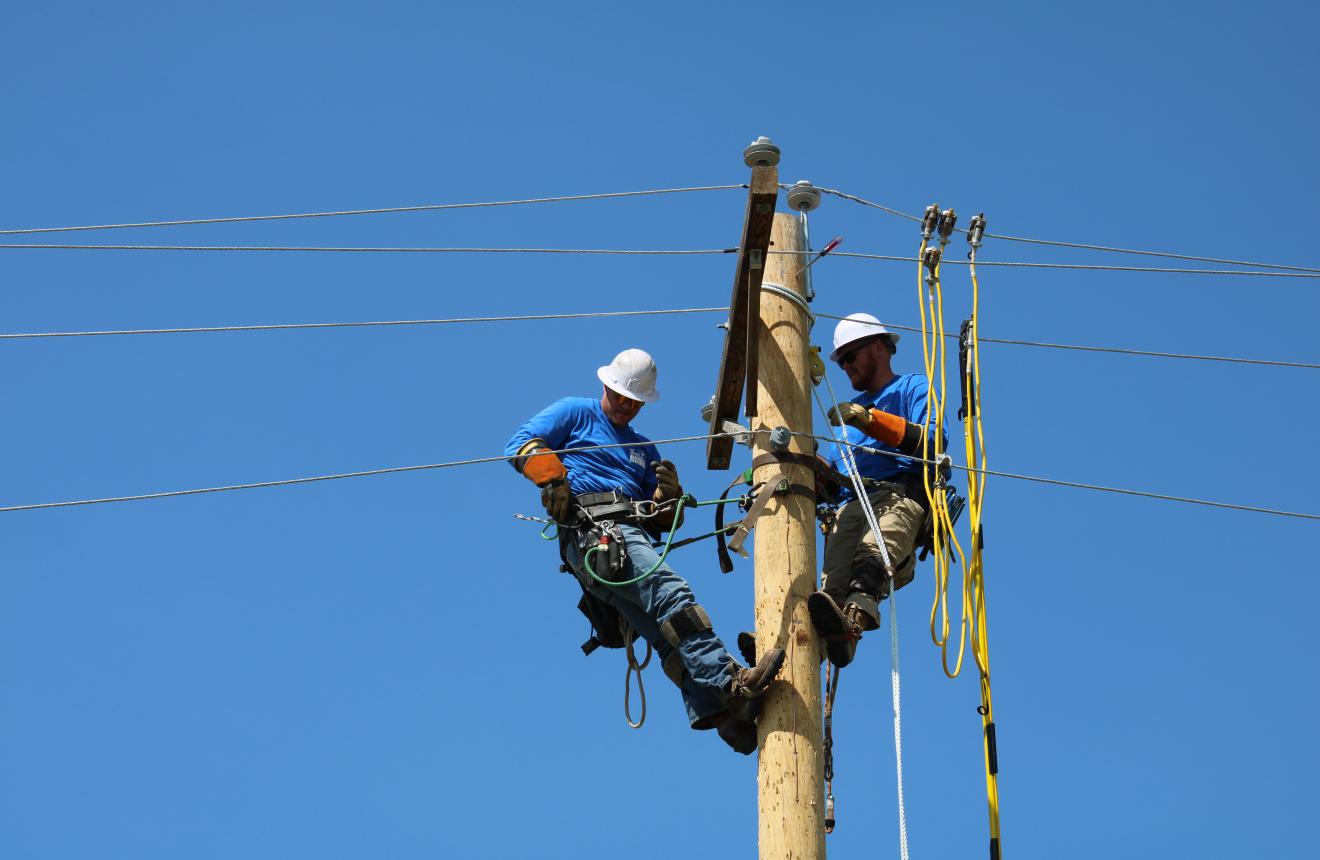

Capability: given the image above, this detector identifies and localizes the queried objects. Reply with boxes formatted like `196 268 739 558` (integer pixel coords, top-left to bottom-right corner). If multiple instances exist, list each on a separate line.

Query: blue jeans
563 523 734 727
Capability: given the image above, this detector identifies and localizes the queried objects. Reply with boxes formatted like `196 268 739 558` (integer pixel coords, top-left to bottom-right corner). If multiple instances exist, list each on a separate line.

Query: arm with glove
826 400 929 457
506 401 575 525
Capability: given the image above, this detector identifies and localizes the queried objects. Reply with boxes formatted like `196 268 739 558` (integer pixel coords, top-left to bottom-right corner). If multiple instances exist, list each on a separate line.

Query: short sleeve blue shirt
826 373 943 501
506 396 661 499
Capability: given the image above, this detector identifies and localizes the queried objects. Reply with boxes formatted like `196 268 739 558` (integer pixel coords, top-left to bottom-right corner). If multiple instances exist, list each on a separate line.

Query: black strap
714 473 747 574
750 451 819 471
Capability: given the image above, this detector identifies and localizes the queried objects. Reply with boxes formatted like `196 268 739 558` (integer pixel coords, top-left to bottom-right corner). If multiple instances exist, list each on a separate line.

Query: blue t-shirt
506 396 661 499
826 373 945 501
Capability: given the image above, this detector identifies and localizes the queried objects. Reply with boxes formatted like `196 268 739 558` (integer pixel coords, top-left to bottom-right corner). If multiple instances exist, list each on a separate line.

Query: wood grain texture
753 213 823 860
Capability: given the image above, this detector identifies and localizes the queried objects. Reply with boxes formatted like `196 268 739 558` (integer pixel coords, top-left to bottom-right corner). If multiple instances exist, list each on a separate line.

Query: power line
813 185 1320 274
0 184 748 236
827 251 1320 278
812 313 1320 371
6 427 1312 520
0 307 728 340
0 434 725 513
803 434 1320 522
5 306 1313 372
0 243 735 255
4 241 1316 278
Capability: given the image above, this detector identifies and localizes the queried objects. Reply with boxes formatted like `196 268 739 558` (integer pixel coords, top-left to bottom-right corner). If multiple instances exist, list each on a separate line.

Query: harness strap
658 604 713 648
727 472 816 556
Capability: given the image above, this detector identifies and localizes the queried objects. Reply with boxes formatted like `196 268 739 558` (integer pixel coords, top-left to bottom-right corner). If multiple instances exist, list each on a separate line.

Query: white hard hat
597 348 660 403
829 312 900 362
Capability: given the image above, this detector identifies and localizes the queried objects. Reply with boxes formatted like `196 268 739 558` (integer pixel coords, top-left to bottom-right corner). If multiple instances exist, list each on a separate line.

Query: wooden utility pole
753 212 823 860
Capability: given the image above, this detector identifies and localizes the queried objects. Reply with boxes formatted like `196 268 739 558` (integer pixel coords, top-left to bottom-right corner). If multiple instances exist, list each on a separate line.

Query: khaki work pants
820 484 927 628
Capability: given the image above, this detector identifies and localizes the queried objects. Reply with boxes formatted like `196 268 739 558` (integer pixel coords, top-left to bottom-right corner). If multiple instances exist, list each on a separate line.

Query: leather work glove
826 402 871 430
652 460 683 504
541 477 573 524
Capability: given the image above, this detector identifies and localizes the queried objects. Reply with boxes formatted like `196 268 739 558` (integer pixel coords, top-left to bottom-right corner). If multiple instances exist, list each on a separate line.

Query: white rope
0 184 748 236
813 375 910 860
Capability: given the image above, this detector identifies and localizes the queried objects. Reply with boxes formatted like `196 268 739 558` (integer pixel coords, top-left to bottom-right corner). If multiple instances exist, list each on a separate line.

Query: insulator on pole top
787 180 821 211
743 136 781 167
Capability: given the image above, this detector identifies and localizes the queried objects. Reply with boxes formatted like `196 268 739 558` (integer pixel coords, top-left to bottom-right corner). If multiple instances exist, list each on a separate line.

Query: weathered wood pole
753 211 823 860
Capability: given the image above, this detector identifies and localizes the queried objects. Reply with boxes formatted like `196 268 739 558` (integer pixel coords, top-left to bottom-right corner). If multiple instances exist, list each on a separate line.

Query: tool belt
556 491 655 656
572 490 657 527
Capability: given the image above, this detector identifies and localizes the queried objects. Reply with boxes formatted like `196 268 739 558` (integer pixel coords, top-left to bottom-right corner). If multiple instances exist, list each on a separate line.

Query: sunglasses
836 342 871 367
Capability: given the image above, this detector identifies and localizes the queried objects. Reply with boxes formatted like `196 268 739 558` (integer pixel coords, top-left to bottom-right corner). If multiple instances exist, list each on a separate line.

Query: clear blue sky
3 2 1317 858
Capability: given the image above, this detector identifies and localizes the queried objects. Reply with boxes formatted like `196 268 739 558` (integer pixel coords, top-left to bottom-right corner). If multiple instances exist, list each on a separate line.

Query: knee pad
658 604 713 650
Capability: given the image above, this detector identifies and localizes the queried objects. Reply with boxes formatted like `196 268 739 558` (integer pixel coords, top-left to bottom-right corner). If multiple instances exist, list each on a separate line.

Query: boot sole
807 592 856 669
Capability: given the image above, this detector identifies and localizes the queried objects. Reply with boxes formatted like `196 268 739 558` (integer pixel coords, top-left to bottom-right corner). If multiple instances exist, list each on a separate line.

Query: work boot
730 647 786 699
808 592 862 668
736 631 757 668
716 697 761 755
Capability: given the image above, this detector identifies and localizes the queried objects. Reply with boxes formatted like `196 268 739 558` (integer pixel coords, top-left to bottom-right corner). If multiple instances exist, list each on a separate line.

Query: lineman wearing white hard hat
506 348 785 754
808 314 947 668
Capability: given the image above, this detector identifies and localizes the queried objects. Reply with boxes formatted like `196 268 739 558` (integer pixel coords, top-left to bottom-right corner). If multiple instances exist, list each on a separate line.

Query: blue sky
2 2 1318 858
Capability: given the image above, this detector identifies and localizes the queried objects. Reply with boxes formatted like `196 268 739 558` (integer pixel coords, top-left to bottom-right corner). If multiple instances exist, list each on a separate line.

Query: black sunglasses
836 339 876 367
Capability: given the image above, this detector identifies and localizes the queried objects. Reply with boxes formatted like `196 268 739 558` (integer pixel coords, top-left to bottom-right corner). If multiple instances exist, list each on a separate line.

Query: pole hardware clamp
921 203 941 240
938 208 958 242
967 212 987 249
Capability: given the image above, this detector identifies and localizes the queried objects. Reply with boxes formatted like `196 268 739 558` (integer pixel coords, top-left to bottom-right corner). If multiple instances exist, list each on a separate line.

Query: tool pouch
577 520 630 582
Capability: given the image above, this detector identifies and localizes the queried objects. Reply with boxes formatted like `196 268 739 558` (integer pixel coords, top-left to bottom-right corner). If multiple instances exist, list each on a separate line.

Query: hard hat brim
828 330 900 362
597 366 660 403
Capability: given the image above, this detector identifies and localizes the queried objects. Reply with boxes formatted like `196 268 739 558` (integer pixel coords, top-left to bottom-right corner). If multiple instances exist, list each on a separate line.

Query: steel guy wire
813 185 1320 274
5 306 1314 372
0 184 749 236
801 433 1320 522
0 434 727 513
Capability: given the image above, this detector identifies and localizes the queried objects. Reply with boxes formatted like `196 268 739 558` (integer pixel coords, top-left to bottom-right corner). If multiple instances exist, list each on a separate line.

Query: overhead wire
0 184 749 236
814 185 1320 274
0 433 725 513
0 307 727 340
827 251 1320 279
799 433 1320 522
0 243 736 255
4 306 1313 371
813 313 1320 371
